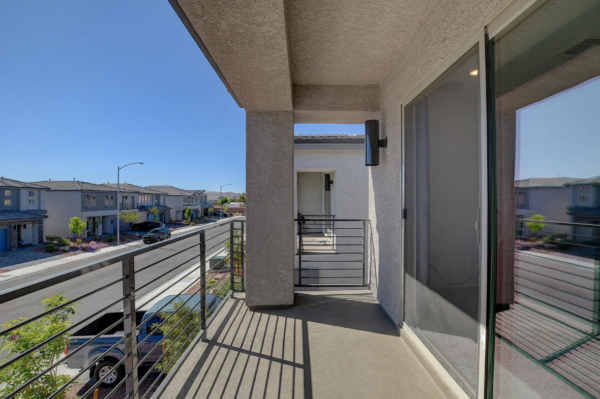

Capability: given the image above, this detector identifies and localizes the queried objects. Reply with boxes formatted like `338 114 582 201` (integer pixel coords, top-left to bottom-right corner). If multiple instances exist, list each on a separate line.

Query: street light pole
219 183 231 220
117 162 143 245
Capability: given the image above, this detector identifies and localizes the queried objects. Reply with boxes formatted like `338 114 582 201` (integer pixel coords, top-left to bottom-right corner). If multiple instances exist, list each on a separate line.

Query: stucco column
246 112 295 307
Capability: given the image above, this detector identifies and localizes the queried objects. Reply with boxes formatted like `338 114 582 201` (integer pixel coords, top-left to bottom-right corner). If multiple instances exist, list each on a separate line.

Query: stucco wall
246 111 294 307
294 148 367 220
373 0 510 324
166 196 183 221
45 191 82 237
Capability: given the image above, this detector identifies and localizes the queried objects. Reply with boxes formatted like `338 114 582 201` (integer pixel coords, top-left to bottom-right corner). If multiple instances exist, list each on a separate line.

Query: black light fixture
365 119 387 166
324 173 333 191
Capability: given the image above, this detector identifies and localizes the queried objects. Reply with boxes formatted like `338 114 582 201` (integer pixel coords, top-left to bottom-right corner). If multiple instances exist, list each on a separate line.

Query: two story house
186 189 211 216
565 176 600 245
102 183 170 224
0 178 48 252
146 185 204 221
35 180 119 238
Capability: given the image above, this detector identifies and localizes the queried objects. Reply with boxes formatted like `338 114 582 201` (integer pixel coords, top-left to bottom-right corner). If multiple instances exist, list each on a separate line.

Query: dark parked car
143 228 171 244
131 221 165 232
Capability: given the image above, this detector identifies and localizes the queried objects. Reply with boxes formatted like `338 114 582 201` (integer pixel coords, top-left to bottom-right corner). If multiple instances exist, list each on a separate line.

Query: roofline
168 0 242 108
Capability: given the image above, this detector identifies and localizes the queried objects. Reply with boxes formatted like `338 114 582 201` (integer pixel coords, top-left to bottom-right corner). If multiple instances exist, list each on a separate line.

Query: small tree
68 216 86 240
526 214 546 239
184 207 193 223
119 211 141 232
223 204 230 214
0 293 77 399
208 207 213 217
217 197 230 206
149 206 160 222
237 193 246 203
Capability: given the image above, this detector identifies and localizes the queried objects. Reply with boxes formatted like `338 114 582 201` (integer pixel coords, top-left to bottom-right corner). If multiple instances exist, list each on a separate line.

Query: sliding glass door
490 0 600 397
404 44 485 398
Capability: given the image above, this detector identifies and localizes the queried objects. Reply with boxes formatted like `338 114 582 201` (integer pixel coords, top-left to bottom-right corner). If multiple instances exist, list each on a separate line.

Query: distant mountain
204 191 244 202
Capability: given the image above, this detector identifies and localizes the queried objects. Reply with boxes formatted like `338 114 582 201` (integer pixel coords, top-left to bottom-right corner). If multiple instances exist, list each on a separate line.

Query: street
0 222 232 329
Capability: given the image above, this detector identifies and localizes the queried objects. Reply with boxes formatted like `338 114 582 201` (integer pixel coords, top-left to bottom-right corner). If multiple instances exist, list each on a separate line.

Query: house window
4 199 11 206
4 190 11 196
28 199 34 205
86 195 96 206
106 195 114 206
183 197 188 204
28 191 34 197
139 195 150 203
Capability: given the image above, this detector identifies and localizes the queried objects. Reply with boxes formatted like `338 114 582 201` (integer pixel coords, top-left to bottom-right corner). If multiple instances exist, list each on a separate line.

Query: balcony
0 217 455 399
120 202 137 210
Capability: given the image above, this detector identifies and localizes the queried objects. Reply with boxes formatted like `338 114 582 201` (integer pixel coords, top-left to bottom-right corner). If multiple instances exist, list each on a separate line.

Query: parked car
143 228 171 244
65 294 221 388
131 221 165 232
211 210 229 218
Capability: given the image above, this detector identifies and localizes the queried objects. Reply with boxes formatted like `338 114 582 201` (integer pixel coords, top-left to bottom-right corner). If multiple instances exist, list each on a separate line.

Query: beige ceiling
286 0 439 86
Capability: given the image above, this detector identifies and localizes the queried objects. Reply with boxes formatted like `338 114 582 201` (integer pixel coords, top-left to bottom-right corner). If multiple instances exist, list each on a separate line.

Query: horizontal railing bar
136 254 200 292
5 323 127 399
299 215 336 217
0 295 125 372
137 305 204 386
296 218 369 222
515 266 596 288
137 277 203 345
0 276 125 337
515 275 595 299
517 252 600 272
0 217 244 305
301 260 363 263
206 229 231 241
520 218 600 228
72 342 129 399
515 291 597 328
295 284 368 287
301 227 363 230
515 227 599 241
516 235 600 250
136 264 203 310
515 283 598 316
139 314 205 399
135 242 199 274
103 372 128 399
205 237 230 254
299 268 364 271
300 277 363 279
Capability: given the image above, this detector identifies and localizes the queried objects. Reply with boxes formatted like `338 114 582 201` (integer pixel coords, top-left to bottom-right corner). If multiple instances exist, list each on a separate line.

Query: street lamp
219 183 231 220
117 162 143 245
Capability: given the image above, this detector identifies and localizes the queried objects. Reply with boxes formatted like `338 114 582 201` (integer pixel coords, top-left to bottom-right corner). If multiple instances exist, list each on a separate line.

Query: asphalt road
0 222 233 329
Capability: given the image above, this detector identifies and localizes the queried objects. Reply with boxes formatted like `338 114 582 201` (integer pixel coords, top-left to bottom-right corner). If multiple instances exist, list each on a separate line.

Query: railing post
363 221 367 286
298 218 303 286
241 221 245 291
122 256 139 399
199 230 207 342
230 221 235 297
593 226 600 336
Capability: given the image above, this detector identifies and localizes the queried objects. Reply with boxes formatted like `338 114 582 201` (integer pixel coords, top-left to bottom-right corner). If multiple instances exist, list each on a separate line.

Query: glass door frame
400 29 489 399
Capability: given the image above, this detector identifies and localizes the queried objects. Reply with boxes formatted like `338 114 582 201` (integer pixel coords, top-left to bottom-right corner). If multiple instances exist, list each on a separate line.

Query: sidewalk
0 224 209 283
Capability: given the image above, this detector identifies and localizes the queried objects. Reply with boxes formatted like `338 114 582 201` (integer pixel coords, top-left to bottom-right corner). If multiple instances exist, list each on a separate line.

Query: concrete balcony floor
160 290 457 399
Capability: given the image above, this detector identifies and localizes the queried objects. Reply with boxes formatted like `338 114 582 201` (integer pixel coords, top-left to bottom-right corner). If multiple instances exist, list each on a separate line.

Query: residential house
565 176 600 245
102 183 171 224
513 177 578 236
0 178 48 252
35 180 118 238
186 189 211 216
146 185 203 221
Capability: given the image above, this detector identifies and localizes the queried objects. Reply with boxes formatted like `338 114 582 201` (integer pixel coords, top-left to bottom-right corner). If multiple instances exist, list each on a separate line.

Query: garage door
0 228 7 252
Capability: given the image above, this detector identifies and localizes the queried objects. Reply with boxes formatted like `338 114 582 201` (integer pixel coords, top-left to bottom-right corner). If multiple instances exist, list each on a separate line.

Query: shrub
106 235 115 242
0 293 77 399
76 238 83 245
525 214 546 237
45 235 59 243
45 244 57 253
58 237 73 247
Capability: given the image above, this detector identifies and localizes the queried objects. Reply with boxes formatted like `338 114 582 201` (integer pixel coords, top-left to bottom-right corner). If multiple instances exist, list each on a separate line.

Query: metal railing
0 217 245 399
497 217 600 397
295 218 369 287
120 202 136 210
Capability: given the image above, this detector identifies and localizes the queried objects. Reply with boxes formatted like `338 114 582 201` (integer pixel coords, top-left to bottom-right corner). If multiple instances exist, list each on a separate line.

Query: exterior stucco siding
44 191 82 237
373 0 511 324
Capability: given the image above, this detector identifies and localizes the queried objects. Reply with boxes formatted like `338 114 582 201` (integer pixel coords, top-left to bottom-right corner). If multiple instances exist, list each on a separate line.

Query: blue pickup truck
65 294 220 388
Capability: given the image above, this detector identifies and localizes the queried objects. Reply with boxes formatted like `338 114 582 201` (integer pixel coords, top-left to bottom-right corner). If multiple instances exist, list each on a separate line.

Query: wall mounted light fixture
365 120 387 166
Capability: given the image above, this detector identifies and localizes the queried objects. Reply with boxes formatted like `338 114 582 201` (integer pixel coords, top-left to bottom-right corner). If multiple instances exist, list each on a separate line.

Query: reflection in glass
405 45 482 398
493 0 600 397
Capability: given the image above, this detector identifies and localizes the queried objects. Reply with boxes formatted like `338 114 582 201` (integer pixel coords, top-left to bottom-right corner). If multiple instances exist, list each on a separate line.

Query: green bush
58 237 73 247
106 235 115 242
45 235 59 243
45 244 57 253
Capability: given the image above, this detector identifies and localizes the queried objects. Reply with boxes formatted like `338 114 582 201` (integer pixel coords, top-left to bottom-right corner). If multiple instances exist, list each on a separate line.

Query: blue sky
0 1 358 192
517 76 600 180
